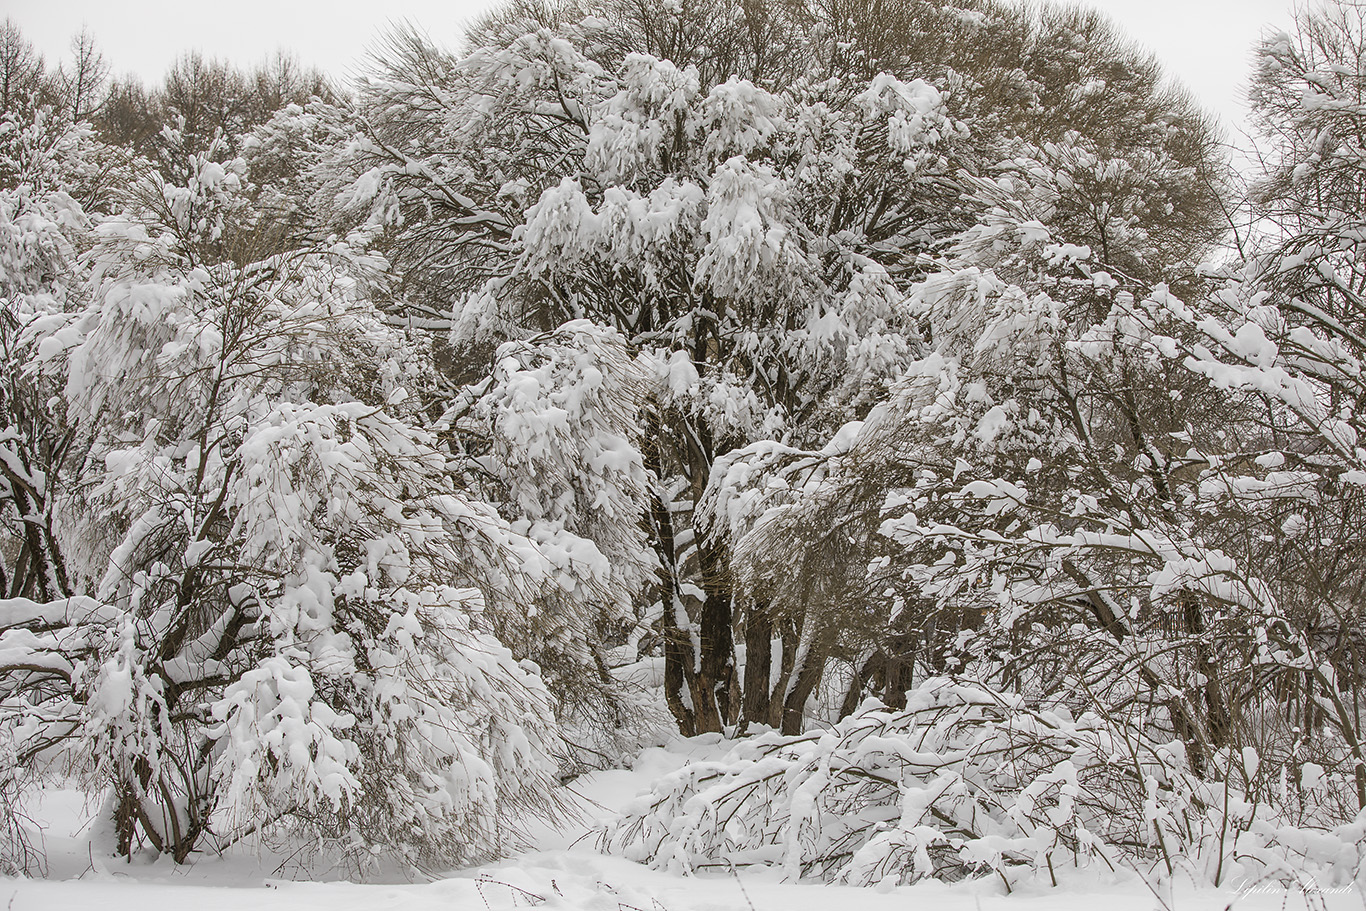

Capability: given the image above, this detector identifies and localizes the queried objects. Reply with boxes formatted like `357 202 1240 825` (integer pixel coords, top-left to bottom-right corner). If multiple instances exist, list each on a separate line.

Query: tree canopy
2 0 1366 891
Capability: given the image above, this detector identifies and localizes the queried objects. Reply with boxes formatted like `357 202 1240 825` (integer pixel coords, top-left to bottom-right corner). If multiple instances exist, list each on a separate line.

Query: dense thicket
1 0 1366 890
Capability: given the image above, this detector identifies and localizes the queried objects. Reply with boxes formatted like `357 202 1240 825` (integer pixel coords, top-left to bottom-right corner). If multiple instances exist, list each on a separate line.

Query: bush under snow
602 678 1366 890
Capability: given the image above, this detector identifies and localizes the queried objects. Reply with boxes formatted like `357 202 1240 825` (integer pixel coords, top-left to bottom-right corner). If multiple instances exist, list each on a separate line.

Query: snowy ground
5 737 1363 911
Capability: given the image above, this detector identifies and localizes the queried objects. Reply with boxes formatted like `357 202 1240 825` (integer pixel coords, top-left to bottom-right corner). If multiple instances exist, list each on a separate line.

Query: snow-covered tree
604 5 1366 874
0 108 101 604
338 15 976 734
0 138 566 869
329 0 1232 741
680 2 1366 850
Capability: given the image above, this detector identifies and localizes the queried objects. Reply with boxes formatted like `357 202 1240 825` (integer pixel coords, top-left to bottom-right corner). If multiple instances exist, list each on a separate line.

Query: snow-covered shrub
602 677 1366 890
604 678 1166 885
0 140 567 870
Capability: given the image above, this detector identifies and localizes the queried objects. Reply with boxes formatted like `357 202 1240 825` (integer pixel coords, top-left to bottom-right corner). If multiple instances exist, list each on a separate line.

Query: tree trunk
780 624 834 735
691 540 734 733
646 427 700 735
741 600 773 730
839 650 882 720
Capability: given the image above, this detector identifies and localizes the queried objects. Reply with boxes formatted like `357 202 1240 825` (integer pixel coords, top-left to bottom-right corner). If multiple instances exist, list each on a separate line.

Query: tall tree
56 28 109 122
335 0 1230 737
0 20 46 120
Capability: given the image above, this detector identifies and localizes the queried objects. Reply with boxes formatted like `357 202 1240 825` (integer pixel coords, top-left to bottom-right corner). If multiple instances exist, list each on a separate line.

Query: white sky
7 0 1295 130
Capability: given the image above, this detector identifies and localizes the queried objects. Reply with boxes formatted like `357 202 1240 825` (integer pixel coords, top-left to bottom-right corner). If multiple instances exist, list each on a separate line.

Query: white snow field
5 738 1362 911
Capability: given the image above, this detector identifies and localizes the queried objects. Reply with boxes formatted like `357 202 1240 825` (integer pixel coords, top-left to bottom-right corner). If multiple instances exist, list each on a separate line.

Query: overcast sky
9 0 1294 129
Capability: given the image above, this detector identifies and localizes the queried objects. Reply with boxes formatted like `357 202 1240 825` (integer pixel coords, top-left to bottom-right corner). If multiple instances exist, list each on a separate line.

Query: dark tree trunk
646 426 700 735
839 650 882 720
767 616 798 728
741 600 773 729
780 625 834 735
691 539 734 733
